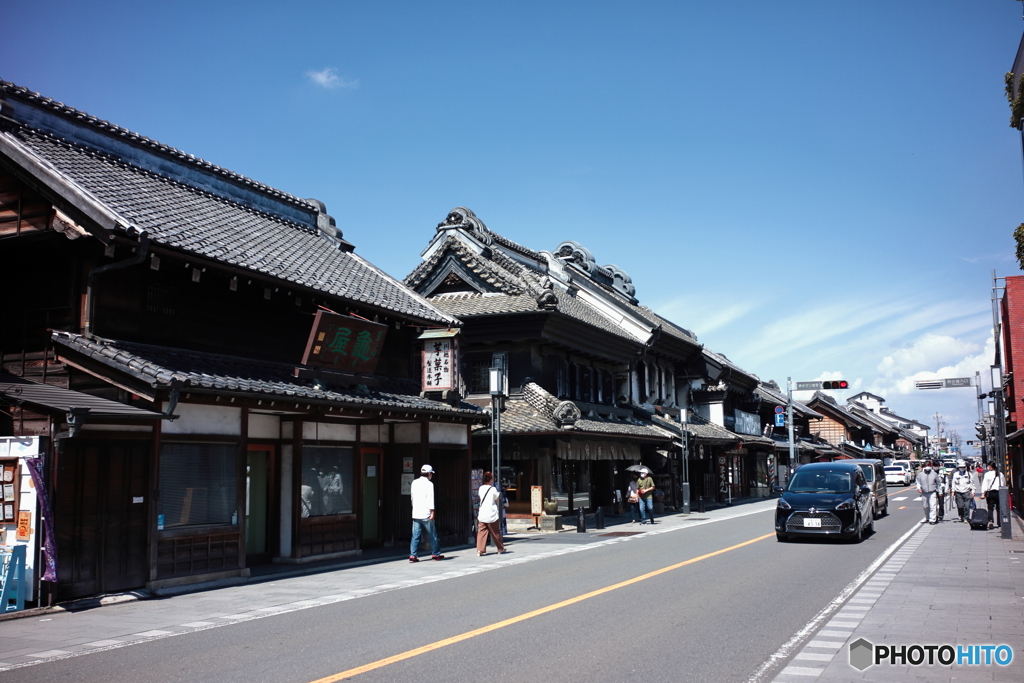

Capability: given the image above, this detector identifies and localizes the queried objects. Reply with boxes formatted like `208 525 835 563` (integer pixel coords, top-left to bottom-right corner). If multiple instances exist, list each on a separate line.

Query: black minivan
775 461 874 542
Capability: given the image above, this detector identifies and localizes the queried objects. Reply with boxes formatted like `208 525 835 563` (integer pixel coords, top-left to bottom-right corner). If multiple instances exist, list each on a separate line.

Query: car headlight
835 498 855 510
777 497 792 510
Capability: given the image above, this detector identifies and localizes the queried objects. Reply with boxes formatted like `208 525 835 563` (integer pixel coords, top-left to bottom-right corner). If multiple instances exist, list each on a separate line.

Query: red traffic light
822 380 849 390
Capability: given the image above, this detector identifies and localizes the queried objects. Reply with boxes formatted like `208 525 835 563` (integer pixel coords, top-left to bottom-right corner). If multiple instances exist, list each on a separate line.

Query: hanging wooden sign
301 310 388 375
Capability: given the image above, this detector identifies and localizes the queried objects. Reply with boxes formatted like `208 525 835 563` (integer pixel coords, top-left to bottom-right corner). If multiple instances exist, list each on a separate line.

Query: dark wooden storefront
55 440 150 600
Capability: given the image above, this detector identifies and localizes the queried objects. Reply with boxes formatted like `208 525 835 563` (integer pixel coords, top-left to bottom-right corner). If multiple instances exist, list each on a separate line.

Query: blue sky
5 1 1023 449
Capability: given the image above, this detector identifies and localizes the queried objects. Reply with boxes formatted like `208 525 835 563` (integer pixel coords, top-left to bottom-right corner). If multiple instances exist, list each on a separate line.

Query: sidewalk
0 500 775 672
771 510 1024 682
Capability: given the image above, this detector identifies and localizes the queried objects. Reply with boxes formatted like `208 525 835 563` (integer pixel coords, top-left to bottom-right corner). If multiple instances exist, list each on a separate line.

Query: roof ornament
603 263 636 297
535 275 558 310
552 400 581 429
555 241 597 274
437 207 492 246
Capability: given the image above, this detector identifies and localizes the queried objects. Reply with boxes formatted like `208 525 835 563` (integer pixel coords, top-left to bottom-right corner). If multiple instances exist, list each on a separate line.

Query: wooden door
360 448 383 546
56 440 150 600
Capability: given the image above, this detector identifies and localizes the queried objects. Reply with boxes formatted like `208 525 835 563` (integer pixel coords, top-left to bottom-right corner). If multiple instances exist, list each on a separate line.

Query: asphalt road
8 489 924 683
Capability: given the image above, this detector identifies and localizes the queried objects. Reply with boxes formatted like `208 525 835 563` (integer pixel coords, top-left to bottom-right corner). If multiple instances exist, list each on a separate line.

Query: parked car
884 465 912 486
774 462 874 542
845 458 888 518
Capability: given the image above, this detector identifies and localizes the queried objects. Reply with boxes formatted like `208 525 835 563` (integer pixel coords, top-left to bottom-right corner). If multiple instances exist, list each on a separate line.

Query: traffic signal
821 380 849 390
975 422 987 440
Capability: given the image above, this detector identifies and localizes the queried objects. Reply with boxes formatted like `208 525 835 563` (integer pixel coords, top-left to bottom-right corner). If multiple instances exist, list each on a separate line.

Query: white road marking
0 502 781 673
746 522 923 683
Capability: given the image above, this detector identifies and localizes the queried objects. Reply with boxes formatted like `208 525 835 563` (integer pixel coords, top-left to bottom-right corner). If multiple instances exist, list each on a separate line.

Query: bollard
698 495 705 514
577 506 586 533
596 506 605 529
999 487 1012 539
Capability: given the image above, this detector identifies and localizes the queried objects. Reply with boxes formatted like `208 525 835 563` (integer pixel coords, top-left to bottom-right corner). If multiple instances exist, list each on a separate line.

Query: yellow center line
309 532 775 683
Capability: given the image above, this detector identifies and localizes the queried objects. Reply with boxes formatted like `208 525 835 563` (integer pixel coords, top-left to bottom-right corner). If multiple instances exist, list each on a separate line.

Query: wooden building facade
0 81 483 602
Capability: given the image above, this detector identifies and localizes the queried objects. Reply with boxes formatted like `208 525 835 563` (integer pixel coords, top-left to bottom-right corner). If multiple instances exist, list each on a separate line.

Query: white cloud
656 296 757 337
306 68 359 90
876 333 981 379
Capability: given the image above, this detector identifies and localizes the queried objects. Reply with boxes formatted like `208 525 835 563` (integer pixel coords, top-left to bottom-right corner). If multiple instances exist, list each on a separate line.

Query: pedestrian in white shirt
950 460 975 523
476 471 506 556
915 461 939 524
409 464 443 562
980 462 1005 530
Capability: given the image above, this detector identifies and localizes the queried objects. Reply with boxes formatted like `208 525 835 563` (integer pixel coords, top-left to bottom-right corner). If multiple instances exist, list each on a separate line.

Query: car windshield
788 470 852 494
884 467 903 473
858 464 874 482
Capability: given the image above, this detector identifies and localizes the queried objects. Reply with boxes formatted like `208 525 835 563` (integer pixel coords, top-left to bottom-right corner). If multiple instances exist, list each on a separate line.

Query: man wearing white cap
410 464 443 561
637 467 656 525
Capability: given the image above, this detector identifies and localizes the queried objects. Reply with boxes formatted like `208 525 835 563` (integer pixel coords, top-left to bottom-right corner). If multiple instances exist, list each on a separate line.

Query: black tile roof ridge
16 127 320 238
0 79 317 212
405 235 524 295
344 250 461 326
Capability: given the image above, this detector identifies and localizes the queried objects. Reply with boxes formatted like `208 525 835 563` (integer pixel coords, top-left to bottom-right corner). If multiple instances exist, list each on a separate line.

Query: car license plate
803 518 821 528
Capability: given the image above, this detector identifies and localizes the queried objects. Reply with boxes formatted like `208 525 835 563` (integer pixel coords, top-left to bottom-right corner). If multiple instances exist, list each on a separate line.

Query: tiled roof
755 383 824 419
0 80 316 211
649 413 740 444
475 383 673 439
0 82 456 326
625 304 698 345
0 372 164 420
52 332 484 419
703 347 759 384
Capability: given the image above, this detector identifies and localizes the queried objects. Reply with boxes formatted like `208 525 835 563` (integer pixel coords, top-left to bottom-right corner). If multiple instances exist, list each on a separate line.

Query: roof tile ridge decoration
434 207 543 262
21 127 321 238
343 250 460 326
0 79 317 212
405 235 525 296
487 248 559 310
521 381 580 429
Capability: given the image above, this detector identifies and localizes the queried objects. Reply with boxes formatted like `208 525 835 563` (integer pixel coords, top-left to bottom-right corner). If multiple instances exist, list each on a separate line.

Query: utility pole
787 377 796 485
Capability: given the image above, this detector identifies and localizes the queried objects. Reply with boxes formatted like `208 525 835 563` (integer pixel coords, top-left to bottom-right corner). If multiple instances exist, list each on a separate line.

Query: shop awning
0 372 166 421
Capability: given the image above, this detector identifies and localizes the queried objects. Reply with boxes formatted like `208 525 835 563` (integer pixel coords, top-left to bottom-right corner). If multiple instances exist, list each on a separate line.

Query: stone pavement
771 508 1024 682
0 500 776 673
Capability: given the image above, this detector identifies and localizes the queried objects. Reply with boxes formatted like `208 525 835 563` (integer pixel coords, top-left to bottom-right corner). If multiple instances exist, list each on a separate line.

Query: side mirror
773 486 784 493
859 485 871 497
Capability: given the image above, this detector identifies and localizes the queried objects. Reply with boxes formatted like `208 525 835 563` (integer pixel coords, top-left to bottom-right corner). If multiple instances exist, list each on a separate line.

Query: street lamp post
489 366 506 534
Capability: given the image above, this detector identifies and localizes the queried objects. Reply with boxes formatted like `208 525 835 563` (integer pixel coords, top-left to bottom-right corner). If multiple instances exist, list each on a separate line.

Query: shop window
464 354 492 394
580 366 594 403
301 446 354 517
159 443 237 528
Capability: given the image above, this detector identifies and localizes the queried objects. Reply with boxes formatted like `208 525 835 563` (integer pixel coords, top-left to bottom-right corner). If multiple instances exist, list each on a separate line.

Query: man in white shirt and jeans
980 462 1006 530
410 464 443 562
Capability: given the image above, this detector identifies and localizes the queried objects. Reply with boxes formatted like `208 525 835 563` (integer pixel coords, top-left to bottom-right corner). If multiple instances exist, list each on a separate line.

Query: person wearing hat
950 460 975 522
915 460 939 525
637 467 656 525
410 464 443 561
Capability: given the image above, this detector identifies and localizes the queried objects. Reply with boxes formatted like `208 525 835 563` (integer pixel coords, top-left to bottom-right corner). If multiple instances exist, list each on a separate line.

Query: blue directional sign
774 414 785 427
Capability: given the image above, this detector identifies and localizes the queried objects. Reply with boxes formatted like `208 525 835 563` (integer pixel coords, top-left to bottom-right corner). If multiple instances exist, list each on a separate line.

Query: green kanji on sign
301 310 388 374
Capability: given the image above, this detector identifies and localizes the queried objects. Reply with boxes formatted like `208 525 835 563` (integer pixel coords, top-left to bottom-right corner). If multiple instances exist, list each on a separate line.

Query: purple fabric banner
24 457 57 583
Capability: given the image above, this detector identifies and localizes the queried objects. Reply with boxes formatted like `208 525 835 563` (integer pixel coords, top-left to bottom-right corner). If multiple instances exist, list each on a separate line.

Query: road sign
795 381 821 391
774 406 785 414
915 377 973 390
774 414 785 427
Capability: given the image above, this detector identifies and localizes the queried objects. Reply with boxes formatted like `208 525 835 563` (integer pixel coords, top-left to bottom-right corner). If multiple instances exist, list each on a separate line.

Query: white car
884 465 912 486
